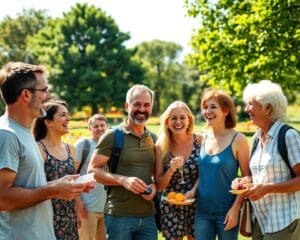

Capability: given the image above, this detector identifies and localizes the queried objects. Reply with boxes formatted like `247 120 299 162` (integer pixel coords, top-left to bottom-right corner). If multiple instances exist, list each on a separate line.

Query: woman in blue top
195 89 250 240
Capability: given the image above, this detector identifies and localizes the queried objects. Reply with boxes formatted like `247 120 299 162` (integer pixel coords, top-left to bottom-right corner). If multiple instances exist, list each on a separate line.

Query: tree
29 3 144 114
0 9 49 65
134 40 184 114
185 0 300 99
0 9 49 114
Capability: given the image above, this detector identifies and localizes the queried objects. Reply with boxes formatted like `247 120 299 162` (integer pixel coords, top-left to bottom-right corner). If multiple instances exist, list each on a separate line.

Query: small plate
229 189 248 195
74 173 95 183
162 196 195 205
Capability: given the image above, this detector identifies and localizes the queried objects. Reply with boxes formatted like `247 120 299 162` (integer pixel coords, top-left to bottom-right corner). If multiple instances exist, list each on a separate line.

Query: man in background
75 114 109 240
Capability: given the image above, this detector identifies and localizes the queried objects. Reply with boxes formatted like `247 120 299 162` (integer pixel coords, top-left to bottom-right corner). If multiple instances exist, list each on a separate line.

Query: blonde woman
155 101 201 240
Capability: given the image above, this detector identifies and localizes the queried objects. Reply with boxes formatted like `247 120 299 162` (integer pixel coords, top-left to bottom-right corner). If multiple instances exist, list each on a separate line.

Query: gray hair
243 80 287 121
126 84 154 105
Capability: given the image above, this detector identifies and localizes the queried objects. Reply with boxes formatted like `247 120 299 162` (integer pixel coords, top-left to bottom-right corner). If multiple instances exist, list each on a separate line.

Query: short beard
130 112 149 125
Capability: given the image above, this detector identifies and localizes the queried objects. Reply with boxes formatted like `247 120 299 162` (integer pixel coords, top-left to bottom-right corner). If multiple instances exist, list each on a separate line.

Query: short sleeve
0 130 21 172
95 129 114 157
75 138 86 163
286 128 300 167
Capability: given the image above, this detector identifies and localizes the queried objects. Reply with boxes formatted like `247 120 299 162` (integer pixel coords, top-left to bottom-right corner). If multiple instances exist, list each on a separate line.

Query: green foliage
185 0 300 99
0 9 49 65
133 40 184 113
0 100 4 115
28 3 144 113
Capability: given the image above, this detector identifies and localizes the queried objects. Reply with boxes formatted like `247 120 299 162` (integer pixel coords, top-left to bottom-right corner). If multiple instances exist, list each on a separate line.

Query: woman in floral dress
33 100 80 240
155 101 201 240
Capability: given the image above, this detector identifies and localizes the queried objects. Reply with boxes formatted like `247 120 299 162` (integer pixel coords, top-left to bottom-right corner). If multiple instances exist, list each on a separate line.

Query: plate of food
162 192 196 206
229 188 248 195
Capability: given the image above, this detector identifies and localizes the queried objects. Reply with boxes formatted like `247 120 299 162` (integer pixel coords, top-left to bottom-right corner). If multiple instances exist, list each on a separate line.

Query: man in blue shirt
0 62 92 240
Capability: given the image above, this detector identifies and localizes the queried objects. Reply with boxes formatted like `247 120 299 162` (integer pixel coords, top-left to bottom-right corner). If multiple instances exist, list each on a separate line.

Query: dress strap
64 143 71 156
230 132 239 145
193 134 200 149
38 141 49 155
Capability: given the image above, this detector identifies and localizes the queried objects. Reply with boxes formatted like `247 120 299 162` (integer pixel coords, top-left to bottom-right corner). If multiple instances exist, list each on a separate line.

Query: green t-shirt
96 123 156 217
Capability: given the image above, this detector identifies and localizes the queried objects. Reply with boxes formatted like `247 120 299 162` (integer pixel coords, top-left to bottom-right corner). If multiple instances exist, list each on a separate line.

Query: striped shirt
250 120 300 234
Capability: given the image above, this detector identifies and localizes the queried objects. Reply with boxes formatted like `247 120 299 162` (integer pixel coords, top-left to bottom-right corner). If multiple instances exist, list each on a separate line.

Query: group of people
0 61 299 240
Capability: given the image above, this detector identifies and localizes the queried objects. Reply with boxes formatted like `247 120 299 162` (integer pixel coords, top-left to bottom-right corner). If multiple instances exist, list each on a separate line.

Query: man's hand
49 175 94 200
243 183 271 201
140 183 157 201
121 176 147 195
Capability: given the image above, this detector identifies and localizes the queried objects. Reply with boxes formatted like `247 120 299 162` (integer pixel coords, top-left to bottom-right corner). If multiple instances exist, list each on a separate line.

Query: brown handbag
240 199 252 237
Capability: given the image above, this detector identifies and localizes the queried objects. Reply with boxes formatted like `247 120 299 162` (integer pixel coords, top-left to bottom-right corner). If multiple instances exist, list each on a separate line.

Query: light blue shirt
0 115 56 240
250 120 300 234
75 138 107 212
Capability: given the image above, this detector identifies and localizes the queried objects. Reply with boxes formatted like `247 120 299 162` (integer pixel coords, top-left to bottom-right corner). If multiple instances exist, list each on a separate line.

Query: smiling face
202 97 228 127
89 119 108 141
28 73 50 119
167 107 190 135
126 89 153 125
244 98 269 128
46 104 71 136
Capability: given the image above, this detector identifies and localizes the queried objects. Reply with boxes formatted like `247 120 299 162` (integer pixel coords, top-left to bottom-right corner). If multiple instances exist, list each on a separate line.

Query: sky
0 0 198 55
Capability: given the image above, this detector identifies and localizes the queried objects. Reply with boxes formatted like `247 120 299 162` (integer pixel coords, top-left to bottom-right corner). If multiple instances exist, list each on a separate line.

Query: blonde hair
157 101 194 162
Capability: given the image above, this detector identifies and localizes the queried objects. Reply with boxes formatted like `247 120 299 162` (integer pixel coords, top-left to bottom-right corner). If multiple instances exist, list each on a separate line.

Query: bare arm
155 145 183 192
88 152 148 195
69 143 80 170
184 177 199 199
0 168 88 211
224 132 250 230
234 133 250 177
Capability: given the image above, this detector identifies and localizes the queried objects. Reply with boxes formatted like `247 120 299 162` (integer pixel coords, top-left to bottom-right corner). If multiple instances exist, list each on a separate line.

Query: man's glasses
26 87 49 93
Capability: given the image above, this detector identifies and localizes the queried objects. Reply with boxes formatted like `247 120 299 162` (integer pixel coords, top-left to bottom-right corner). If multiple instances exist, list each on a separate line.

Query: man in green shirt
89 84 157 240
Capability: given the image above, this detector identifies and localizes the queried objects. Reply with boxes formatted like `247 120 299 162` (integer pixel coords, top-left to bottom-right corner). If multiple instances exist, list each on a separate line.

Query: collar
257 120 283 140
121 120 150 138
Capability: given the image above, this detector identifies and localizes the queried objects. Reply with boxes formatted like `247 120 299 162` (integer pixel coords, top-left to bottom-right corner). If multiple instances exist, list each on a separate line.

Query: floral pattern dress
39 141 79 240
161 134 200 240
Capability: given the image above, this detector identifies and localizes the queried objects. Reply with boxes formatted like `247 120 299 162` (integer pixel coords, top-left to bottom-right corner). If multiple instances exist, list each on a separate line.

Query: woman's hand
75 198 87 228
231 176 252 190
184 189 195 199
224 205 240 231
169 156 184 172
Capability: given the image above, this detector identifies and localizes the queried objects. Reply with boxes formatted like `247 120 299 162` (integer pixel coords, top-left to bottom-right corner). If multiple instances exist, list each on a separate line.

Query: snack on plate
175 193 184 202
167 191 176 199
163 192 195 205
166 192 185 202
